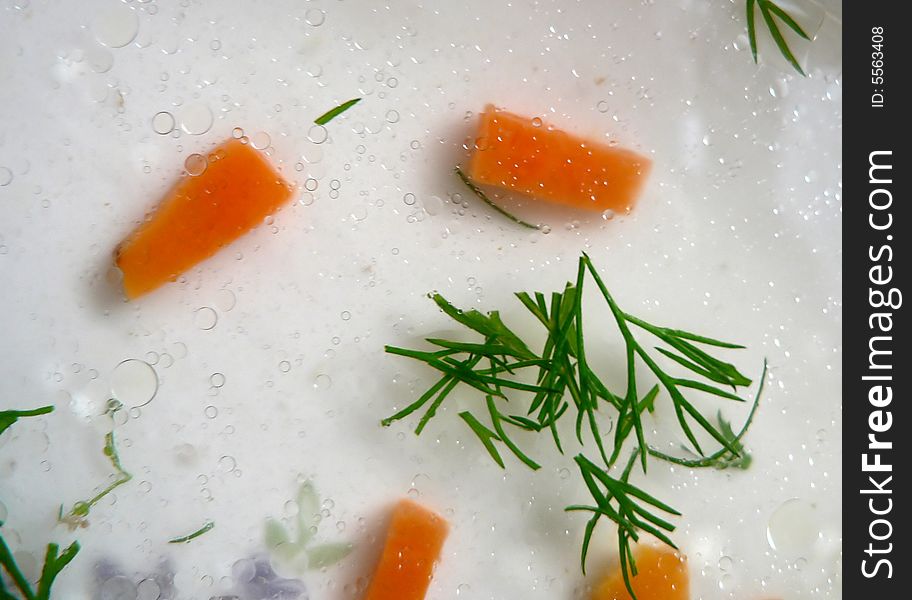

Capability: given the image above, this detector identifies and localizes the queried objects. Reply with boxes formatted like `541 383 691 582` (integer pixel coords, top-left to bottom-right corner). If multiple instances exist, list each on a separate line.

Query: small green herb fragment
746 0 812 76
0 406 54 437
59 431 132 529
454 167 540 230
168 521 215 544
714 412 753 469
647 361 766 470
314 98 361 125
1 525 79 600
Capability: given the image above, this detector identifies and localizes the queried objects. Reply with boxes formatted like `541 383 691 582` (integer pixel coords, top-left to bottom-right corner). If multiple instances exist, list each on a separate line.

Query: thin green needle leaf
0 405 54 437
314 98 361 125
0 533 36 600
579 515 598 575
759 0 806 75
747 0 759 63
168 521 214 544
416 356 484 433
455 167 540 230
655 348 734 387
425 339 522 358
381 371 452 426
674 378 745 402
487 397 540 470
766 1 810 39
459 411 506 468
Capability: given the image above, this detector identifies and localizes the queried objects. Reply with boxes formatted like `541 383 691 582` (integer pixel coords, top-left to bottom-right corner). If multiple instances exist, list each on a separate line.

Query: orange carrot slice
468 104 651 213
364 499 449 600
115 138 293 299
592 545 689 600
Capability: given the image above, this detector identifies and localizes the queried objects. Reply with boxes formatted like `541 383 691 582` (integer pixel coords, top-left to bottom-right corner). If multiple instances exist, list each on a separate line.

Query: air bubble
218 455 237 473
111 359 159 408
308 125 328 144
204 405 218 419
232 127 244 139
184 154 208 176
385 110 400 123
136 578 161 600
210 373 226 388
422 195 444 216
767 499 820 555
304 8 326 26
215 289 236 312
180 104 214 136
0 167 12 187
151 112 175 135
251 131 271 150
194 307 218 330
531 117 543 127
303 145 324 164
100 576 138 600
92 4 139 48
313 373 332 390
232 559 256 583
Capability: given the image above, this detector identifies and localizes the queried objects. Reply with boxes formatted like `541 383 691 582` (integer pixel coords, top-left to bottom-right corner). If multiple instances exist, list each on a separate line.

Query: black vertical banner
844 1 906 595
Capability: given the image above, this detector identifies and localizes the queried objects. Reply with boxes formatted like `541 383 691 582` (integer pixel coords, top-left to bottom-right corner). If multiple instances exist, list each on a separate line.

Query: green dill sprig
168 521 215 544
314 98 361 125
567 450 680 598
383 253 764 596
59 431 132 529
746 0 812 76
1 525 79 600
0 406 54 437
1 404 80 600
455 167 540 230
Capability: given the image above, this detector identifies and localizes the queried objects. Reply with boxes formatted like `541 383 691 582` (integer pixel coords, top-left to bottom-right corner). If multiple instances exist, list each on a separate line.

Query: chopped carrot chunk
115 138 293 299
592 545 689 600
467 104 651 213
363 499 449 600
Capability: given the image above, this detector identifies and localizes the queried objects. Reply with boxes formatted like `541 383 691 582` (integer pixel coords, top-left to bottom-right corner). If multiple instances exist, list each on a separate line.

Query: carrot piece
363 499 449 600
467 104 651 213
115 138 293 299
592 545 689 600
